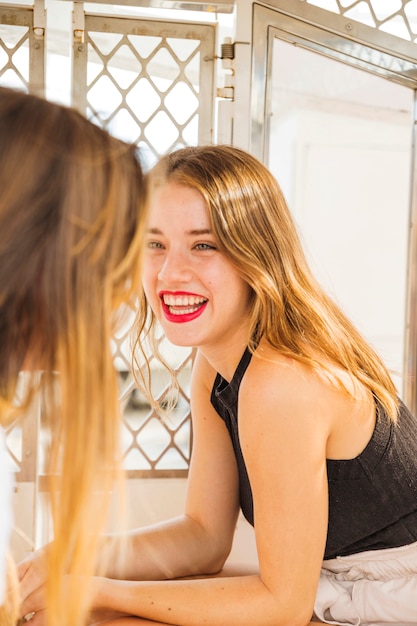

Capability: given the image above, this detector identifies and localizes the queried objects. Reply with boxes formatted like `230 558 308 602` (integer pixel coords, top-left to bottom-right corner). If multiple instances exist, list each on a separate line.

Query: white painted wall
267 38 414 393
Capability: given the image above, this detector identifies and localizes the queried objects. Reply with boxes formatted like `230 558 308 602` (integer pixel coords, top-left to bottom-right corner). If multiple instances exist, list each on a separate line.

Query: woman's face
141 181 253 353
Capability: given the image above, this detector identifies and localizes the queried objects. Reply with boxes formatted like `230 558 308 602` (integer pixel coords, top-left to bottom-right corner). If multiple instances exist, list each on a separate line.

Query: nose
157 249 193 285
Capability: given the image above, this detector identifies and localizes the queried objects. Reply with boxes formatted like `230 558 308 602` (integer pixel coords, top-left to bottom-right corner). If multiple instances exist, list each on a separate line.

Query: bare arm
100 352 241 582
19 352 241 619
21 350 335 626
87 352 330 626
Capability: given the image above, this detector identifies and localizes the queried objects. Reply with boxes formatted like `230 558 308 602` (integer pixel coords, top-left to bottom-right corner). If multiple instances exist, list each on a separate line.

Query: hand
17 549 48 624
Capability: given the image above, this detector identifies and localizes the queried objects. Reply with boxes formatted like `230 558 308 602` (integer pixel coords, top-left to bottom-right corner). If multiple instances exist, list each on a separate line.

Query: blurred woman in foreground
0 86 148 625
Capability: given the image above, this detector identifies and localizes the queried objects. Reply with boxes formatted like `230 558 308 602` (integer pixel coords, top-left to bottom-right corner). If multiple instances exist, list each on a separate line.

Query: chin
162 329 199 349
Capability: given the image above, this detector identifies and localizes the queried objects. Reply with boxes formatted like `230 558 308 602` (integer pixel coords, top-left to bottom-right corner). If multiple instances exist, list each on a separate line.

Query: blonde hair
0 87 148 625
137 144 398 420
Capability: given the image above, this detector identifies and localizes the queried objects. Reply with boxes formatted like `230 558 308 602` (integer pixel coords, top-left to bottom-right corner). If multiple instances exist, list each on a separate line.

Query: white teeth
163 294 207 306
169 306 201 315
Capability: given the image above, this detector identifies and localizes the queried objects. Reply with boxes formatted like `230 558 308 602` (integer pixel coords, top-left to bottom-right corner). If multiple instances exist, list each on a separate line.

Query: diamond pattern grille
307 0 417 42
113 310 194 476
73 14 215 476
74 14 215 166
0 6 36 92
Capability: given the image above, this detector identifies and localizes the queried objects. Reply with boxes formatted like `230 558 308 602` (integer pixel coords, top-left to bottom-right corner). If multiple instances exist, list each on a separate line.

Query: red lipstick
159 291 208 324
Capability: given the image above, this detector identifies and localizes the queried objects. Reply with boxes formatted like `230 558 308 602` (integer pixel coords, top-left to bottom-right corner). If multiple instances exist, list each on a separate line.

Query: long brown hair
137 144 398 420
0 87 148 625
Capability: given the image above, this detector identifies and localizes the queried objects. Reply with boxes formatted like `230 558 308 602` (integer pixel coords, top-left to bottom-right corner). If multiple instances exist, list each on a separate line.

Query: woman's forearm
101 515 229 581
93 574 312 626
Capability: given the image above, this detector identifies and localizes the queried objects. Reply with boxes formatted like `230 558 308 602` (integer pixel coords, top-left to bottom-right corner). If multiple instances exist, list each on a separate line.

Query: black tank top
210 347 417 559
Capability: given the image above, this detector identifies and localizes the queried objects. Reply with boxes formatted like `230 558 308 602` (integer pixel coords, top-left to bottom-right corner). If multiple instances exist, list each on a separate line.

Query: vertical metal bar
18 374 40 484
14 372 41 557
72 2 87 112
230 0 252 151
198 27 215 145
216 99 233 144
30 0 46 95
263 25 276 167
404 92 417 414
250 4 268 160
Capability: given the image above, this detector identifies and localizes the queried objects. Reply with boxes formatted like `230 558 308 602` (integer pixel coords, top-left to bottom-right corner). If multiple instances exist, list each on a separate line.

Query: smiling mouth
162 293 208 316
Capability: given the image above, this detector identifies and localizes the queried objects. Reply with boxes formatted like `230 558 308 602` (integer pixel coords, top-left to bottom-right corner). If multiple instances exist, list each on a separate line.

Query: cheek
234 280 253 312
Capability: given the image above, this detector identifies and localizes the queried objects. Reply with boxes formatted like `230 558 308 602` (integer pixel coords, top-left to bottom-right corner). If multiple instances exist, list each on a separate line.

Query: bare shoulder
241 341 328 413
240 340 375 460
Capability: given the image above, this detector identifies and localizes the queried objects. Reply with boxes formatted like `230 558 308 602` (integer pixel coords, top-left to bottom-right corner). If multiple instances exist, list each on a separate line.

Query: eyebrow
147 227 213 236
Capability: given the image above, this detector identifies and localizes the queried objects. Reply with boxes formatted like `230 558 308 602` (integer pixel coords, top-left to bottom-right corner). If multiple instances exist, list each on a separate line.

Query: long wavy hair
0 87 148 625
136 144 398 421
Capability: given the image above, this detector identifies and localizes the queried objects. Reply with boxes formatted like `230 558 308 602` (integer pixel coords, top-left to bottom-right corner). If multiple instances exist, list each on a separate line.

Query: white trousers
313 540 417 625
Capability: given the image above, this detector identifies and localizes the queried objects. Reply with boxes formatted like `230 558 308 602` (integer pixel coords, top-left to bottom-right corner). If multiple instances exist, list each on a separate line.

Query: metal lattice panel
112 309 194 476
307 0 417 42
0 3 44 93
72 12 215 476
73 13 215 164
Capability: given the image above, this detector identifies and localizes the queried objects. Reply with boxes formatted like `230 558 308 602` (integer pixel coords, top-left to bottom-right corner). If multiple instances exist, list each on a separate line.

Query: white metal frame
248 0 417 415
